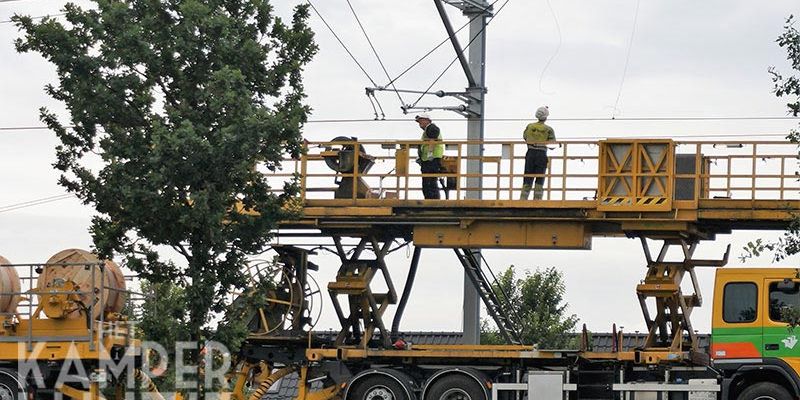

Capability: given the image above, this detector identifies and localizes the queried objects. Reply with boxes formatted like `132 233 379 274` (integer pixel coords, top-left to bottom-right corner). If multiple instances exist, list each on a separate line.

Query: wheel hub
440 388 471 400
0 384 13 400
366 386 394 400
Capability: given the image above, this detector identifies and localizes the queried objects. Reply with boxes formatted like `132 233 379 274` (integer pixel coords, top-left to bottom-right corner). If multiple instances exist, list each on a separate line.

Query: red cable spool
37 249 126 319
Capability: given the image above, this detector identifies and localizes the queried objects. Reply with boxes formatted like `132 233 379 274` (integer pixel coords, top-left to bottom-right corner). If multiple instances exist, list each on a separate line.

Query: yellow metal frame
597 139 674 212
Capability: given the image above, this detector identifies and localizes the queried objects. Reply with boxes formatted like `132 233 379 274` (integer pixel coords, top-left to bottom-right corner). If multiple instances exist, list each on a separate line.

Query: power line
345 0 405 107
306 0 377 87
1 116 799 132
0 12 66 24
383 1 501 88
410 0 512 107
0 194 76 214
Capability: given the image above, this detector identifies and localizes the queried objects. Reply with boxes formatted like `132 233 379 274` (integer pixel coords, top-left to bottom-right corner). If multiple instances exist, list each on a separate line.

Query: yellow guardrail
261 139 799 209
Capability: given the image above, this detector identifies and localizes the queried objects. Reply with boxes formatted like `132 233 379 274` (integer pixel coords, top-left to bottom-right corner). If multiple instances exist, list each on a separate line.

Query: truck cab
712 268 800 400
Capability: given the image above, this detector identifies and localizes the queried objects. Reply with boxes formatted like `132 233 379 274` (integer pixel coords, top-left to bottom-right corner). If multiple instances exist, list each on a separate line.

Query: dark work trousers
523 148 548 187
420 158 442 199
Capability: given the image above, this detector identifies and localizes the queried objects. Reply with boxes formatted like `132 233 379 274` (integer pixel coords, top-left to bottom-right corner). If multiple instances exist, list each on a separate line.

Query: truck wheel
737 382 792 400
349 375 410 400
425 375 486 400
0 369 26 400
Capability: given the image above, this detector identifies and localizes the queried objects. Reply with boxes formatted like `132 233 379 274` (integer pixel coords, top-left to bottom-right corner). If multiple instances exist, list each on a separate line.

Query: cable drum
37 249 126 319
324 136 371 173
0 256 21 315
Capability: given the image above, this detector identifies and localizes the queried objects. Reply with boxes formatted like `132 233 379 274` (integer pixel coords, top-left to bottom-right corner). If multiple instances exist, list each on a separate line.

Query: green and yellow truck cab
712 268 800 400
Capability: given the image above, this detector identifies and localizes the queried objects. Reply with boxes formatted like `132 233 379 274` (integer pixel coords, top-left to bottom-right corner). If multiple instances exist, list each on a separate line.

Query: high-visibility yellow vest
523 121 555 150
419 130 444 161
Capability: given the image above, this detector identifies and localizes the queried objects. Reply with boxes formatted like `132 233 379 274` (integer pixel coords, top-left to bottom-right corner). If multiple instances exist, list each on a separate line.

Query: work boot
533 184 544 200
520 184 531 200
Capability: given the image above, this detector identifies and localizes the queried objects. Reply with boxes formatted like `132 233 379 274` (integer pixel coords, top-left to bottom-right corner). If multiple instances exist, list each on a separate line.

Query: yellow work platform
265 138 799 247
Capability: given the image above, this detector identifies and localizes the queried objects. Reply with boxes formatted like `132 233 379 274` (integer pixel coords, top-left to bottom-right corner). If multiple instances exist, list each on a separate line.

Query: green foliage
12 0 317 347
137 281 191 393
770 16 800 122
781 305 800 331
742 219 800 262
742 15 800 262
213 277 275 353
480 266 579 349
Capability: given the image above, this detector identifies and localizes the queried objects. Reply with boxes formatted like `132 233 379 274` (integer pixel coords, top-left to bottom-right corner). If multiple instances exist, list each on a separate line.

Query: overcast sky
1 1 800 337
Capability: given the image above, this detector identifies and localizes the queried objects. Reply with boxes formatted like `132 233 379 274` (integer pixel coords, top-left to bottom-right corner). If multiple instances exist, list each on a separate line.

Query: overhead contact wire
383 0 502 88
410 0 512 108
306 0 378 87
0 194 76 213
346 0 406 108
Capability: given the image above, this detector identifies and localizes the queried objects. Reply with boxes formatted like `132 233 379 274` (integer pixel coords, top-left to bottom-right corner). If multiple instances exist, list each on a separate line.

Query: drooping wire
306 0 377 87
611 0 641 118
346 0 405 108
409 0 512 108
538 0 562 95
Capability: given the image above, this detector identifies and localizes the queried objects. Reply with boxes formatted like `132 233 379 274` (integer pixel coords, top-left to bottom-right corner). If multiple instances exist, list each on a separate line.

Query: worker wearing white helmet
415 112 444 199
521 106 556 200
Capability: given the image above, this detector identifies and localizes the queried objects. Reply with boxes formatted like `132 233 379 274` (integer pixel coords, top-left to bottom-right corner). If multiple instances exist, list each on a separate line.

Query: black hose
391 247 421 339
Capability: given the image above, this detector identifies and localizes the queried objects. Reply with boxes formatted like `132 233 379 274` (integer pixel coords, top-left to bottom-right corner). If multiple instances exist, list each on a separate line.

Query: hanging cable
409 0 512 108
346 0 406 108
611 0 641 118
538 0 562 95
365 89 385 120
306 0 377 87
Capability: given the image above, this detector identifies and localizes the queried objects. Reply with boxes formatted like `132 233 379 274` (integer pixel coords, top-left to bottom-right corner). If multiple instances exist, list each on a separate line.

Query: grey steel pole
462 1 489 345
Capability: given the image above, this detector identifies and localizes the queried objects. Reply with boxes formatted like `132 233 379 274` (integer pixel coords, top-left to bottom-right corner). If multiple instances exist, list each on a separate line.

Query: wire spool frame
245 258 321 336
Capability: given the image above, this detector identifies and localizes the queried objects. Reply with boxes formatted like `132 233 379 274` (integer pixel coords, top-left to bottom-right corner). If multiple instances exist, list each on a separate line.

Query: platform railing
261 139 799 205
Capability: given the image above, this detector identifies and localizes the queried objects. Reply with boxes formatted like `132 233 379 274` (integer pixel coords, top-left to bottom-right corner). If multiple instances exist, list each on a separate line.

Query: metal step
454 248 523 344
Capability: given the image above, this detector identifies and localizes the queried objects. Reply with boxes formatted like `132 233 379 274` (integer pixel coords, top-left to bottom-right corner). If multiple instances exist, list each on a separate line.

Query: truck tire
349 375 410 400
737 382 792 400
425 374 486 400
0 369 26 400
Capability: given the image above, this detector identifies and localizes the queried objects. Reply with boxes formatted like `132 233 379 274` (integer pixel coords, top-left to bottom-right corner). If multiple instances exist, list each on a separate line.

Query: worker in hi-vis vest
415 113 444 199
521 106 556 200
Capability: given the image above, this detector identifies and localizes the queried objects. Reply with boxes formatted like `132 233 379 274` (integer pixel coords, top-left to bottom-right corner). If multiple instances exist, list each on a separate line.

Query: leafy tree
742 15 800 262
481 266 579 349
13 0 317 393
137 281 191 393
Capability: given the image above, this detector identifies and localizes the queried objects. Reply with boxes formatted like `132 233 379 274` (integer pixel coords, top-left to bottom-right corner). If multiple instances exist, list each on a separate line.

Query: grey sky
1 1 799 336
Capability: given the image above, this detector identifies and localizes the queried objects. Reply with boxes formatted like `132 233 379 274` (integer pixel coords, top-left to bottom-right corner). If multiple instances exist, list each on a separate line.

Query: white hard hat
535 106 549 121
415 112 432 121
